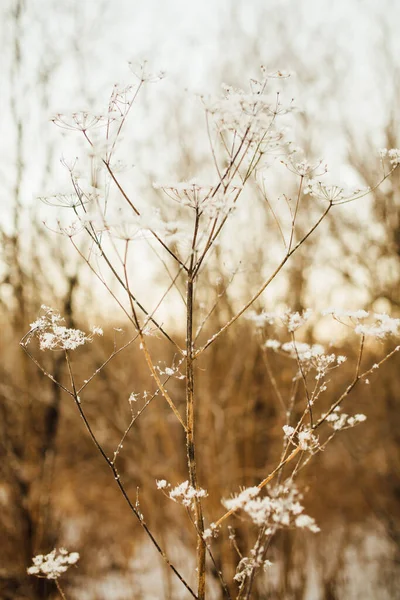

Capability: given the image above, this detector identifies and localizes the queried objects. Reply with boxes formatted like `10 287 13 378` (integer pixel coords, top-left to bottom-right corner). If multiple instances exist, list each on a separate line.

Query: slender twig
291 332 313 427
186 209 206 599
55 580 68 600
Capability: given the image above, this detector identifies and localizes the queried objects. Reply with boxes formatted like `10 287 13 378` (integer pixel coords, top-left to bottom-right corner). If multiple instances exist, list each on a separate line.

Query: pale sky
1 0 399 319
2 0 399 220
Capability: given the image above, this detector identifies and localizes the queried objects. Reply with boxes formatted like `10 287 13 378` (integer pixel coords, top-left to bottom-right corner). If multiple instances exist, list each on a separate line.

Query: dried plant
22 64 400 599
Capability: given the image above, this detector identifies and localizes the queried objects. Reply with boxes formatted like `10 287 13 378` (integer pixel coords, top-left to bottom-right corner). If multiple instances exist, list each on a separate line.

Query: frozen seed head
27 548 79 580
26 306 103 351
223 481 319 533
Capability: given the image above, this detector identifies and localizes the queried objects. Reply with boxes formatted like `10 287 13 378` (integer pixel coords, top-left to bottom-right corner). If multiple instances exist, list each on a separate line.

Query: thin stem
55 580 68 600
291 332 313 427
186 211 206 599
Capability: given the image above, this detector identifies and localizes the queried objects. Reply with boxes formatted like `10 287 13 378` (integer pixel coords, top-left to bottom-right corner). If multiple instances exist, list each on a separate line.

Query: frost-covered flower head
52 111 107 132
304 180 346 203
281 309 312 332
322 406 367 431
27 548 79 580
156 479 208 510
324 309 400 339
379 148 400 167
223 481 319 534
203 70 292 148
153 178 242 218
266 339 345 380
282 148 327 178
283 425 319 452
245 310 276 329
25 306 103 351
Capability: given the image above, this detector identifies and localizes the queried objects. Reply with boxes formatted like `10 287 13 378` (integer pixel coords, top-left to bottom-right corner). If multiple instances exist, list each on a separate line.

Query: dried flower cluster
157 479 208 509
27 548 79 580
25 306 103 351
222 481 319 534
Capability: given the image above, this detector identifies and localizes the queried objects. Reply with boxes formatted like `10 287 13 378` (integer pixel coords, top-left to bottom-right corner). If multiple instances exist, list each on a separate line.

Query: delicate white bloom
39 191 98 209
322 309 400 338
347 414 367 427
280 342 339 380
323 308 369 320
26 307 101 351
27 548 79 580
154 178 241 217
90 326 103 336
297 428 319 451
52 111 106 131
156 360 185 380
204 80 289 147
295 514 320 532
324 407 367 430
354 313 400 339
168 480 208 508
245 310 276 328
280 341 324 361
304 180 345 203
265 339 281 350
283 153 327 178
388 148 400 166
282 425 295 438
156 479 168 490
234 556 257 583
203 524 218 541
223 486 260 512
223 481 319 534
281 309 312 332
283 425 319 452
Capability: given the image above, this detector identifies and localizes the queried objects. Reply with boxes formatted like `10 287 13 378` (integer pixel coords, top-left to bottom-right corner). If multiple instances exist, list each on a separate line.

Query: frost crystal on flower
281 309 312 332
203 523 218 541
156 479 168 490
164 480 208 509
323 406 367 430
304 180 346 203
295 514 320 532
323 308 369 320
324 308 399 338
205 81 286 143
381 148 400 167
322 309 400 338
27 548 79 580
26 306 102 351
264 339 280 351
154 179 241 219
246 310 276 329
283 425 319 452
90 326 104 336
223 481 319 534
354 313 400 339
